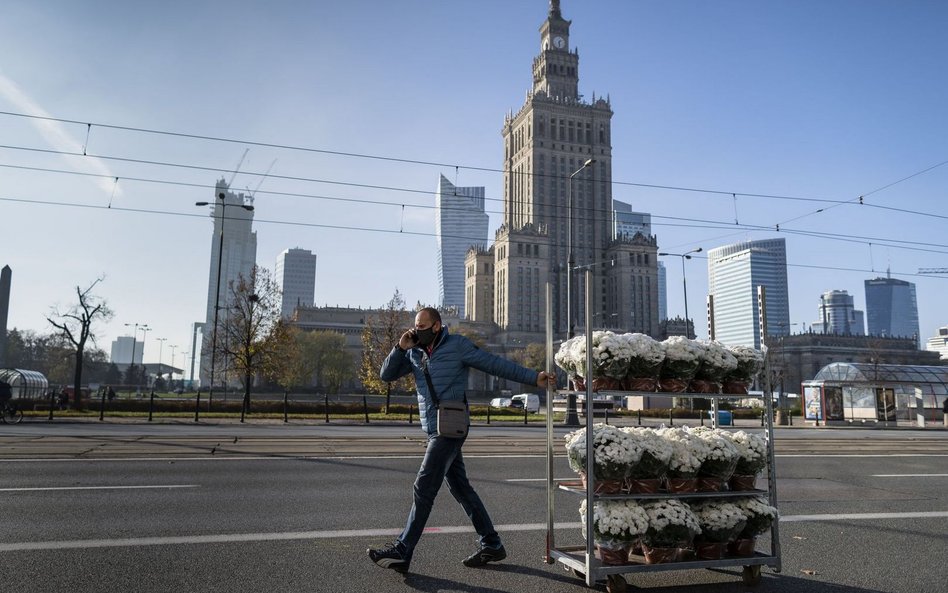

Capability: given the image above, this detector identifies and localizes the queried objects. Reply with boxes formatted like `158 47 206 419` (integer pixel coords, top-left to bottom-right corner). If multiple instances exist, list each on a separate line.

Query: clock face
553 36 565 49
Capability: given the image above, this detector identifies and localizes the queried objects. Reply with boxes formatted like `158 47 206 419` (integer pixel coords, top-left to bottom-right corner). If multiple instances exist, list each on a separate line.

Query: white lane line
0 484 198 492
2 452 948 463
2 511 946 552
871 473 948 477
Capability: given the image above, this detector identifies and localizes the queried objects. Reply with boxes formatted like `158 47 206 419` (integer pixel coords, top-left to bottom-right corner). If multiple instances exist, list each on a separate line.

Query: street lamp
123 323 148 380
155 337 166 389
168 344 178 385
658 247 702 339
565 158 595 427
195 192 254 404
137 326 151 392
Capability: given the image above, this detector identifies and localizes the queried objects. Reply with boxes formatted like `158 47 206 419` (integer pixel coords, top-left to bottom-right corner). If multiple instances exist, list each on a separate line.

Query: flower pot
728 537 757 557
665 477 698 493
596 543 631 565
571 377 586 391
694 541 727 560
624 477 662 494
658 378 689 393
592 377 623 392
729 474 758 491
722 380 749 395
688 379 720 394
642 544 679 564
580 473 624 495
629 539 644 557
697 477 725 492
623 377 657 392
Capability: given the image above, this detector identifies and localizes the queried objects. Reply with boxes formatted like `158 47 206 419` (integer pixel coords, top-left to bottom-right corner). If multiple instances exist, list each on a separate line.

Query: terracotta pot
729 474 758 491
592 377 623 392
624 477 662 494
596 544 631 566
658 378 689 393
642 544 679 564
728 537 757 557
722 381 749 395
665 477 698 493
580 473 624 495
624 377 658 392
571 377 586 391
688 379 720 394
694 541 727 560
697 477 725 492
629 539 644 557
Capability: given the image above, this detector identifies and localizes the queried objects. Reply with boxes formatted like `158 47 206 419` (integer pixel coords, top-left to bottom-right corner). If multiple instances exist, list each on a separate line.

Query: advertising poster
803 385 822 420
824 386 844 421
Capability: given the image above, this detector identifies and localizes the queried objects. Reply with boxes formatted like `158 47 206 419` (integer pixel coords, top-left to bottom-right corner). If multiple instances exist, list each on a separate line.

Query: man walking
367 307 551 573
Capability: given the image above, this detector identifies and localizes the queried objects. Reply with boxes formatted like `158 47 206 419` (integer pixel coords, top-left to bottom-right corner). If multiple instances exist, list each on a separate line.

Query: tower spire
550 0 562 19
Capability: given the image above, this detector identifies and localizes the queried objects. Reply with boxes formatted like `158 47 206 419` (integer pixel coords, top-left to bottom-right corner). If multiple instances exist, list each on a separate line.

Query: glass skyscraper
812 289 864 335
436 175 488 318
707 238 790 349
864 275 920 345
275 248 317 318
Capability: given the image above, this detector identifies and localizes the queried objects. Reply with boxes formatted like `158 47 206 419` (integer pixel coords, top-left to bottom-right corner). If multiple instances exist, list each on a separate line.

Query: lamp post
137 326 151 392
565 158 595 428
168 344 177 386
658 247 702 339
123 323 148 384
180 351 189 388
195 192 254 406
155 337 166 389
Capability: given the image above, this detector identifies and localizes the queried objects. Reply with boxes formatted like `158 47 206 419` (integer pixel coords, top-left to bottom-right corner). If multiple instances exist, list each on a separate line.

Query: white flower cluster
621 427 674 466
693 426 740 464
642 499 701 534
695 341 738 380
555 331 663 380
565 423 645 471
661 336 702 364
580 498 650 541
656 426 707 475
727 345 764 382
690 500 747 532
725 430 768 474
735 496 778 521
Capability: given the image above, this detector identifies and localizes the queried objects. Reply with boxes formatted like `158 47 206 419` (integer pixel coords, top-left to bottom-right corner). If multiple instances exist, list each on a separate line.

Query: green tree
322 347 355 394
265 321 312 393
103 362 122 385
215 266 283 421
47 278 113 409
360 289 414 411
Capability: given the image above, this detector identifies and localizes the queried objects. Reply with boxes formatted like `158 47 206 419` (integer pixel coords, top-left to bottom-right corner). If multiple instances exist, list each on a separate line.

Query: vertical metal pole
583 269 596 587
324 394 329 423
545 282 555 564
48 390 55 420
148 390 155 422
363 395 369 423
98 387 106 421
283 391 288 423
194 389 201 422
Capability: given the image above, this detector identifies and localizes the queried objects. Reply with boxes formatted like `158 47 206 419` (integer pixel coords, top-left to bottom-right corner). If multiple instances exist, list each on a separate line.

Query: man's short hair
418 307 442 324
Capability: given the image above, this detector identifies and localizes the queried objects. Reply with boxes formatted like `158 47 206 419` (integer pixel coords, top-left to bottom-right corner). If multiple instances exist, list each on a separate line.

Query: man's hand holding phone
399 329 418 351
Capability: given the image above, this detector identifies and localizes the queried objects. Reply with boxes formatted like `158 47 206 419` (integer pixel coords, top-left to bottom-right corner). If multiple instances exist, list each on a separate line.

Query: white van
511 393 541 413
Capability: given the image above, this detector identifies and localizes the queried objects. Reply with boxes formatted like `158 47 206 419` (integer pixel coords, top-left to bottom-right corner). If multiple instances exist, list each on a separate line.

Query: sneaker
462 545 507 567
367 542 410 573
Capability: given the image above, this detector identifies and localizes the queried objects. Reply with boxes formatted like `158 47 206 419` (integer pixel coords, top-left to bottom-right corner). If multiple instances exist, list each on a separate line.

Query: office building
276 248 317 318
613 201 651 240
466 0 658 338
657 261 667 321
865 275 920 345
926 326 948 360
707 238 790 349
199 179 257 387
436 175 488 318
110 336 143 365
812 290 864 335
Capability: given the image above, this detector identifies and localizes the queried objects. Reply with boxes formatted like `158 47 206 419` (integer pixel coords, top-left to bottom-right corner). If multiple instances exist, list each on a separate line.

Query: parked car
489 397 513 409
511 393 541 413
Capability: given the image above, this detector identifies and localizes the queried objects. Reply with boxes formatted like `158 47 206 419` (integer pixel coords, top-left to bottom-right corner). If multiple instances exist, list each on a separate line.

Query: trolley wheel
571 568 585 579
1 405 23 424
742 565 762 586
606 574 627 593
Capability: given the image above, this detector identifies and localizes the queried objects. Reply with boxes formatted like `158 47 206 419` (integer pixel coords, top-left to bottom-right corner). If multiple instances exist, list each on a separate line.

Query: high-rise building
925 326 948 360
657 262 667 321
110 336 143 365
864 274 920 345
436 175 488 318
812 290 864 335
275 248 317 318
707 238 790 349
466 0 658 338
200 179 257 387
613 201 651 240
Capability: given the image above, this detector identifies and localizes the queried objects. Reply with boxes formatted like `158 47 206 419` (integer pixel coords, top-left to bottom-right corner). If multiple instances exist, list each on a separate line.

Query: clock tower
534 0 579 100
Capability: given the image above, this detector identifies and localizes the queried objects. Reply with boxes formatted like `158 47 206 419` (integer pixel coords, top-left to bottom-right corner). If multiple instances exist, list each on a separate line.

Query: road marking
0 484 198 492
1 511 946 552
871 473 948 477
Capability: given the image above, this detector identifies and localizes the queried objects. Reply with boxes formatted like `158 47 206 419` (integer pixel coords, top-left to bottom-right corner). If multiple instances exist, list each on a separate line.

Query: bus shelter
0 368 50 400
801 363 947 426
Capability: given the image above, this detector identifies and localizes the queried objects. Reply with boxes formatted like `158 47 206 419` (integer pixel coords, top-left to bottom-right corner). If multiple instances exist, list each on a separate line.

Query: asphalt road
0 424 946 593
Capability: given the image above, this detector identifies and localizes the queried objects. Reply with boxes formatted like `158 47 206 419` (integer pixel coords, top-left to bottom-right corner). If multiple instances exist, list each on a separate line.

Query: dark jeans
396 433 501 557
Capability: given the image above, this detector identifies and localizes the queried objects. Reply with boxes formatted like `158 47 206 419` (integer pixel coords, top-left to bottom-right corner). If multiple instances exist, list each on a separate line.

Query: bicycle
1 401 23 424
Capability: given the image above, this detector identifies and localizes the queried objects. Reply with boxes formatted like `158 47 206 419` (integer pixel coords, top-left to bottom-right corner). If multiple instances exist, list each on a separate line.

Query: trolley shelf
550 546 779 577
556 480 769 500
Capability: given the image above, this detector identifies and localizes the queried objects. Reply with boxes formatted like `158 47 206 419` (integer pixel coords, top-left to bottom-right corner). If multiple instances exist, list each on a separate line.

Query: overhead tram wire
2 157 947 256
5 109 948 222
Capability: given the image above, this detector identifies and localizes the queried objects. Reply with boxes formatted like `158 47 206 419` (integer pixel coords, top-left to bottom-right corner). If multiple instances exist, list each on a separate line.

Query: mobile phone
409 329 419 343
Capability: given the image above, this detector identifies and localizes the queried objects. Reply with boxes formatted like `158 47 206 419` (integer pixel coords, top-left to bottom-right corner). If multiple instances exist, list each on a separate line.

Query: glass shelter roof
809 363 948 396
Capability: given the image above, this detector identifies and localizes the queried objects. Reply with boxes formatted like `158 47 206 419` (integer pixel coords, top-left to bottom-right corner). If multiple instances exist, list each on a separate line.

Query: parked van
511 393 540 413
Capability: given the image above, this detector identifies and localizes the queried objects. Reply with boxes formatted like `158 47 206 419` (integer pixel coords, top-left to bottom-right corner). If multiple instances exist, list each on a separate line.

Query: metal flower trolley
542 278 782 592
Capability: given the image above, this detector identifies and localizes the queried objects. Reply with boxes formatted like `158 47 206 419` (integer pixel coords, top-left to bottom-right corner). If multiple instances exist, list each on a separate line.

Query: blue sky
2 0 947 371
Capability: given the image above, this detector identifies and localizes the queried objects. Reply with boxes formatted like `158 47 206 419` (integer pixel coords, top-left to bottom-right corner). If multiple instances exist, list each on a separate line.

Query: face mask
414 326 437 347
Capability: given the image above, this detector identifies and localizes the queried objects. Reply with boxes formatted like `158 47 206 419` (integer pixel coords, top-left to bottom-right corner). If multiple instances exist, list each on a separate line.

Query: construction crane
246 159 277 204
227 148 249 188
918 268 948 274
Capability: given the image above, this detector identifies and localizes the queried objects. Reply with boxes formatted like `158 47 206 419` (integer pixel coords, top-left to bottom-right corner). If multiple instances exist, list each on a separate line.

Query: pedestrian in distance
367 307 553 574
942 396 948 427
0 380 12 406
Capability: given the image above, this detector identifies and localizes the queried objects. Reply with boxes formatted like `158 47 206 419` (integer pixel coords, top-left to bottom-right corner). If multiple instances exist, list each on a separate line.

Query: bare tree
215 266 282 421
47 278 113 409
360 289 414 411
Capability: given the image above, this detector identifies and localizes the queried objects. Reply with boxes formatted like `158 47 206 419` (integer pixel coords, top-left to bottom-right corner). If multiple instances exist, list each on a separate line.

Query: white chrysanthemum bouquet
580 499 650 546
725 430 768 476
734 497 778 538
693 427 740 481
621 332 664 382
621 427 672 480
694 340 738 383
659 337 703 391
690 500 747 543
642 499 701 548
657 426 706 479
565 423 643 482
726 345 764 384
